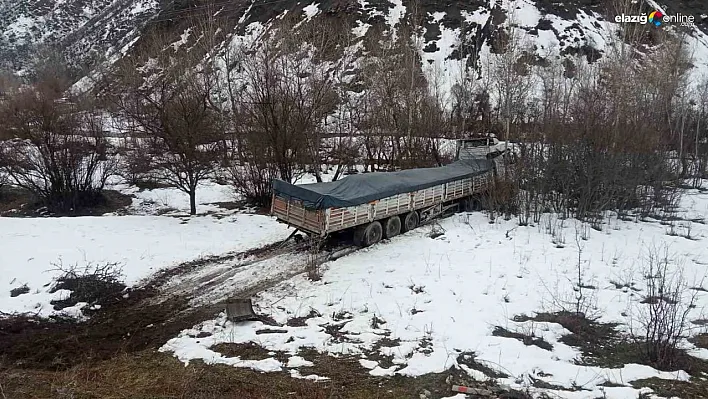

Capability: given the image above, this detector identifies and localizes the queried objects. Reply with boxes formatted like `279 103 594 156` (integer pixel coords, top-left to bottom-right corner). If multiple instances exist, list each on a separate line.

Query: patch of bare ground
362 335 401 369
456 351 510 379
0 186 35 215
492 326 553 351
286 308 322 327
516 312 708 398
0 187 133 217
631 365 708 399
514 312 620 363
210 342 289 364
0 288 204 370
0 348 519 399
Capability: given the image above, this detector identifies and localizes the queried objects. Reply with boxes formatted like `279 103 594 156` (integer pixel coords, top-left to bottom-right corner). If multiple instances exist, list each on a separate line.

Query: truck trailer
270 139 501 247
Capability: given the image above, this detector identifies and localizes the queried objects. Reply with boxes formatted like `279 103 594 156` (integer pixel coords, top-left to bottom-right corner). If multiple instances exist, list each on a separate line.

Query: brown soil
0 187 133 217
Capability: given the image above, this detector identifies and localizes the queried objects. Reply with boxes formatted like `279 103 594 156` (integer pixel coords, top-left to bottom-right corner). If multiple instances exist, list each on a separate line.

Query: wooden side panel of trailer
372 193 412 220
271 195 325 235
325 203 371 233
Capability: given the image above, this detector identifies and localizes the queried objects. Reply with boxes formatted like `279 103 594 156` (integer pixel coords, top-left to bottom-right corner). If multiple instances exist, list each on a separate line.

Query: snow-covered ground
162 186 708 398
117 180 239 215
0 181 291 317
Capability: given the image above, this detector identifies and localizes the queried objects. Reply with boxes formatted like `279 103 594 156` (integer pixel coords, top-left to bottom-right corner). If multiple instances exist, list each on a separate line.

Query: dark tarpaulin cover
272 158 493 209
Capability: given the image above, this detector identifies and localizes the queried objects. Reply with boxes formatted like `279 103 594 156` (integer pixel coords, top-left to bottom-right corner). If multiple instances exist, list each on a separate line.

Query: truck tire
383 216 401 239
401 211 419 232
353 221 383 247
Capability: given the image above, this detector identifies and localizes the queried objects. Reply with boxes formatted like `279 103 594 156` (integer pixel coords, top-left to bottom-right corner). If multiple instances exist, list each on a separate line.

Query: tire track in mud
150 236 358 316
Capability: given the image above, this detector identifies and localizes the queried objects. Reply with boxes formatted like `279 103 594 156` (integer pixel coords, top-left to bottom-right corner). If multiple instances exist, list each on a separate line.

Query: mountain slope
0 0 158 74
2 0 708 86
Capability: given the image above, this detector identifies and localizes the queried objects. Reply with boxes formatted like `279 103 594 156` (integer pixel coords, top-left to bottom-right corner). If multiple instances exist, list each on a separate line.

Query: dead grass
515 312 708 398
9 285 29 298
0 186 36 215
631 372 708 399
492 326 553 351
514 312 619 363
0 187 133 217
456 351 510 379
0 349 490 399
210 342 287 362
0 289 204 370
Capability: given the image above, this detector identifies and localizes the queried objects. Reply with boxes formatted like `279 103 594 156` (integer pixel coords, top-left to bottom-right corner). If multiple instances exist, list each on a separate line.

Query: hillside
2 0 708 84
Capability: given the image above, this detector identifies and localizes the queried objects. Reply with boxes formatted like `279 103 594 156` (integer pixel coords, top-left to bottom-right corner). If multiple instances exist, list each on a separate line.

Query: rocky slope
2 0 708 83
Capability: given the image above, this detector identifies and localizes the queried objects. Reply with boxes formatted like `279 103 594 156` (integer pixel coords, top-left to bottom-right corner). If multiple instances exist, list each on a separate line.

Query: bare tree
451 17 485 137
224 16 341 204
358 14 446 171
111 33 224 215
205 15 353 205
631 245 703 370
488 17 534 164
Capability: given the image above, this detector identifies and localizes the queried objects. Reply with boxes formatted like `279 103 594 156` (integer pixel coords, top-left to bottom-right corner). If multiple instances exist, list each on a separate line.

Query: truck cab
455 137 515 179
455 137 499 161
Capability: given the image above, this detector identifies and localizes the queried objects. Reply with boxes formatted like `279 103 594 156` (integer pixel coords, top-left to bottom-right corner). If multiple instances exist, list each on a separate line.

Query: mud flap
225 298 260 322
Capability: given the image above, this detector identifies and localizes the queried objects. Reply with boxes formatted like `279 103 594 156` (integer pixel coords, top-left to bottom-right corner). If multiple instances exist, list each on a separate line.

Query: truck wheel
401 211 419 232
354 221 383 247
383 216 401 239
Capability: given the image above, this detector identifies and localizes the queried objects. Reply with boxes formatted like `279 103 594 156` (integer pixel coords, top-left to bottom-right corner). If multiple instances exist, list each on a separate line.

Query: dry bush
229 160 278 207
0 84 116 213
49 261 126 313
507 27 690 225
631 245 703 370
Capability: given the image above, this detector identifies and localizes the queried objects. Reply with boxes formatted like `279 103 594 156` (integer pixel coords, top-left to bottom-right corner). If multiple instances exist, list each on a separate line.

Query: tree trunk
189 189 197 215
679 110 686 177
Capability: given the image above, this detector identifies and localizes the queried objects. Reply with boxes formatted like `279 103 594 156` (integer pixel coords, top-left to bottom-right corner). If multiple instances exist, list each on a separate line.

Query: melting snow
162 185 708 398
303 3 320 19
0 181 291 317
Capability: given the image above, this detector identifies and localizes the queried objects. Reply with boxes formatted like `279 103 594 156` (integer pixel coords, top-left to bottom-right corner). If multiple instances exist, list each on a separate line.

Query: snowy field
162 186 708 399
0 181 291 317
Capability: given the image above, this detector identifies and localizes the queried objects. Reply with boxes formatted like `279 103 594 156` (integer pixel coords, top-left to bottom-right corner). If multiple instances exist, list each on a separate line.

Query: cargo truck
270 138 504 247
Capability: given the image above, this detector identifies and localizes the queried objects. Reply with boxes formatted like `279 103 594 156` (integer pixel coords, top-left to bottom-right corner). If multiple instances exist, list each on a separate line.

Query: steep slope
2 0 708 86
0 0 158 74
